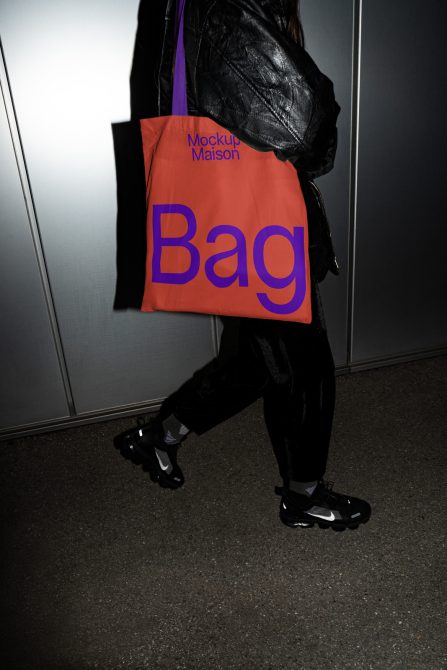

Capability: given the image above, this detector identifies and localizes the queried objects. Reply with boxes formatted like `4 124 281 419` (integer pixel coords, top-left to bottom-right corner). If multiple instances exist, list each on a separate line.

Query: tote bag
140 0 312 322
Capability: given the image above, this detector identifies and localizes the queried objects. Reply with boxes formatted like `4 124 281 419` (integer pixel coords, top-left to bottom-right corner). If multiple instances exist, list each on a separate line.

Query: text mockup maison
187 131 241 161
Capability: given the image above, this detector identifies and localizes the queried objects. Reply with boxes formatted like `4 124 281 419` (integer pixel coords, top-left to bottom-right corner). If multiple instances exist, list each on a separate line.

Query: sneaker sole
280 511 371 531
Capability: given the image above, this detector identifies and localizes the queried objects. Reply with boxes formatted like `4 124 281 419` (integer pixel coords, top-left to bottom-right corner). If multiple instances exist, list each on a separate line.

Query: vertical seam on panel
347 0 362 369
0 39 77 416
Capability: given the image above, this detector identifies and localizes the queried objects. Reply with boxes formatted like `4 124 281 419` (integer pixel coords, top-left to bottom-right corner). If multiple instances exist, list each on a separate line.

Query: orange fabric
140 115 311 323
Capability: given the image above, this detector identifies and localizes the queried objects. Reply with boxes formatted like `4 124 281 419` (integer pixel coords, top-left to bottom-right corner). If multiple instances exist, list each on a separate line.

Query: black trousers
158 282 336 485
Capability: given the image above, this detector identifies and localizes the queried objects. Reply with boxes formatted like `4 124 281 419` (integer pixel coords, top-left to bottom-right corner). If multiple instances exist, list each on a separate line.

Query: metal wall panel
7 0 444 431
0 86 69 430
353 0 447 363
301 0 354 367
0 0 216 416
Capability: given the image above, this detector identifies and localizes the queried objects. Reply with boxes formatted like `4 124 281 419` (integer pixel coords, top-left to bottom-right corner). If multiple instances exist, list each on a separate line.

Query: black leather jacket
154 0 340 281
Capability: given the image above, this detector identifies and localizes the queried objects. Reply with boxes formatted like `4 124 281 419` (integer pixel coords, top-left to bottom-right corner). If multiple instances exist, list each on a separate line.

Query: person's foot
113 416 184 489
276 479 371 531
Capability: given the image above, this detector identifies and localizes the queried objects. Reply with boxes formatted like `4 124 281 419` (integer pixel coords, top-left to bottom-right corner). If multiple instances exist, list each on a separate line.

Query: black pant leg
158 317 271 435
264 334 335 485
262 282 336 484
158 281 335 481
263 329 335 484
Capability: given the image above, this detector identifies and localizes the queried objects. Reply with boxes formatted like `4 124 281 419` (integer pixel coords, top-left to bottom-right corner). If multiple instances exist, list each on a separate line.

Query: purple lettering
204 225 248 288
152 204 199 284
187 133 200 146
253 225 306 314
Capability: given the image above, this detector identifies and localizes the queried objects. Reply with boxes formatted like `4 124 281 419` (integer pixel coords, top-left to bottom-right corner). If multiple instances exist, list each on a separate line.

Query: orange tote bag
140 0 312 323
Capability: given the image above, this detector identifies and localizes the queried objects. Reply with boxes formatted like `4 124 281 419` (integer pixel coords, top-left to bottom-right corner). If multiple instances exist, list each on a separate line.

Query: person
115 0 371 531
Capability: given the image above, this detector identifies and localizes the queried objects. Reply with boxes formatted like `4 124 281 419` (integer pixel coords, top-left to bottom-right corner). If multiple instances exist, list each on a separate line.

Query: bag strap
171 0 188 115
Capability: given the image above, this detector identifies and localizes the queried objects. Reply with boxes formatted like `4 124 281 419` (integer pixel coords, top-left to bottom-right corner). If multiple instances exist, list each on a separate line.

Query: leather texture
156 0 340 281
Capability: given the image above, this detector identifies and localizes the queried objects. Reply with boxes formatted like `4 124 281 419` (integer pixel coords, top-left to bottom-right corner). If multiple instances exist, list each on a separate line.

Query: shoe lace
318 478 338 501
317 479 353 513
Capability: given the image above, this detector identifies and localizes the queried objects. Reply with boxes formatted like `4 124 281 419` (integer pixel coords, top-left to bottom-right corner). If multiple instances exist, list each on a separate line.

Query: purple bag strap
171 0 188 115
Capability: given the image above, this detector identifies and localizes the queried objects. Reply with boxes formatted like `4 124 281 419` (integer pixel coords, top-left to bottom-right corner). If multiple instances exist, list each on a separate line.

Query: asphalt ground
1 355 446 669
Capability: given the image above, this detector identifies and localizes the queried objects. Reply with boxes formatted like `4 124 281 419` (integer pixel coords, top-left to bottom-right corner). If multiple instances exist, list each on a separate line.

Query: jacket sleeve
191 0 341 178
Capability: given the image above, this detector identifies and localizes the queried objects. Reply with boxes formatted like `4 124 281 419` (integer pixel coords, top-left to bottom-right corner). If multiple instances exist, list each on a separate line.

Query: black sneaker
114 416 185 489
276 480 371 531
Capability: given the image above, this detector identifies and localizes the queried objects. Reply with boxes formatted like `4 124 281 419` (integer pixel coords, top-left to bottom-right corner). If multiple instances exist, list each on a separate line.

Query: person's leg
115 316 271 487
157 316 270 435
261 279 334 485
263 327 335 487
262 282 371 530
